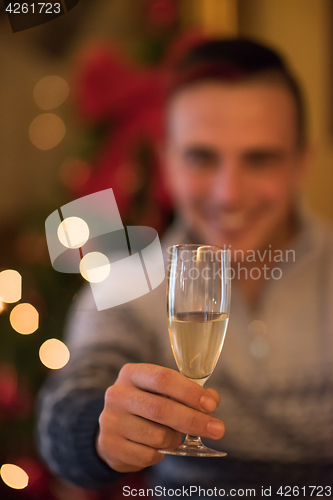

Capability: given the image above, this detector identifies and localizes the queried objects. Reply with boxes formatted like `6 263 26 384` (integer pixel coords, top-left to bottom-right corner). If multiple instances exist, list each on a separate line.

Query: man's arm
37 291 157 489
37 342 124 489
37 348 224 487
37 288 225 488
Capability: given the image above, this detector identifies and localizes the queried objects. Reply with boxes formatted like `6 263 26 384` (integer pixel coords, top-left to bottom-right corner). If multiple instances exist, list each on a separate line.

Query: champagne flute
159 244 231 457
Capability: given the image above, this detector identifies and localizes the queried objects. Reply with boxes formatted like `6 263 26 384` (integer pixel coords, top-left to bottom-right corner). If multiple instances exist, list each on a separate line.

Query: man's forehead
167 80 298 149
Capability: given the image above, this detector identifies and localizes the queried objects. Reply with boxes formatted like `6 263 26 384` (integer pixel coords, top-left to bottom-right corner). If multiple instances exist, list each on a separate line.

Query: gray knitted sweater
37 213 333 490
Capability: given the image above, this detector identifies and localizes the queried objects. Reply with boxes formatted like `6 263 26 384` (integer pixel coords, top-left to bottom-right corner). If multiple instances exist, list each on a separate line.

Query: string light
33 75 70 110
80 252 111 283
39 339 70 370
0 464 29 490
57 217 90 249
0 270 22 304
29 113 66 150
10 303 39 335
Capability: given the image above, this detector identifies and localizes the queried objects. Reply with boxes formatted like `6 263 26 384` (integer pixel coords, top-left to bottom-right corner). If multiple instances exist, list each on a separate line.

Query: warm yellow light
80 252 111 283
0 270 22 304
0 300 5 313
29 113 66 150
33 75 70 110
0 464 29 490
39 339 70 370
57 217 90 249
10 303 39 335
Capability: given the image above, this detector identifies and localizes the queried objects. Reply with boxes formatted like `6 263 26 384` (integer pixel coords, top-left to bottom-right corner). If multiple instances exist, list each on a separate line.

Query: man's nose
210 161 244 209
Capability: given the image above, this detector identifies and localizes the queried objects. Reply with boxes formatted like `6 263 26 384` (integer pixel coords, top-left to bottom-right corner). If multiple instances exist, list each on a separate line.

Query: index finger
119 363 220 414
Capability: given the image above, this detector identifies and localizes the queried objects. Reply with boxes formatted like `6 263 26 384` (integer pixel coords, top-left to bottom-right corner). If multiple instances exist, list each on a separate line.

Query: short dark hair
169 38 307 147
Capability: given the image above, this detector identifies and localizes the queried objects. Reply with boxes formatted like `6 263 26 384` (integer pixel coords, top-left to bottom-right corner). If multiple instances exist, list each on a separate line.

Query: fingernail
207 421 224 438
200 395 217 413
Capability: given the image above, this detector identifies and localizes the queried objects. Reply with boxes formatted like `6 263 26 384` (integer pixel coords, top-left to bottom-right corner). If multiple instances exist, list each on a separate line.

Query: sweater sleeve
36 285 161 489
37 385 120 489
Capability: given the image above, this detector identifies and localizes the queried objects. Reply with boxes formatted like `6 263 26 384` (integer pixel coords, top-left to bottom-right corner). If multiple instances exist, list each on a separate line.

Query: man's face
164 81 308 254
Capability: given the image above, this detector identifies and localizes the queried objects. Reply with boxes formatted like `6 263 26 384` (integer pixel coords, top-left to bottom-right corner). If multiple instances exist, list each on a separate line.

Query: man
38 39 333 495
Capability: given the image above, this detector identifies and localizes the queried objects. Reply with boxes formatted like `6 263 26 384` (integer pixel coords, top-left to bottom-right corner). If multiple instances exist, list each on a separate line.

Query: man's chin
199 224 252 249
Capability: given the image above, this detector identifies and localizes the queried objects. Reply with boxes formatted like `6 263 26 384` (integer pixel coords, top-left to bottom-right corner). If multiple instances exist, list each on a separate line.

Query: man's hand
96 363 225 473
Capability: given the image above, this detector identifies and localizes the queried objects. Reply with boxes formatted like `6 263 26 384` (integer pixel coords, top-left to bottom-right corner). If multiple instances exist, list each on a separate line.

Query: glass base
159 435 227 457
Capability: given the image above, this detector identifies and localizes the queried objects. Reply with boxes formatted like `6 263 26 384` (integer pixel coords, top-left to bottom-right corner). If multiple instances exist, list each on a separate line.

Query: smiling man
38 39 333 496
166 81 305 254
163 40 309 304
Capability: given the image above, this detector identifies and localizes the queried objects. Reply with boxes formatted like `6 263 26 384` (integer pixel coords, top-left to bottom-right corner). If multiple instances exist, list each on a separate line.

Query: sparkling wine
168 312 229 382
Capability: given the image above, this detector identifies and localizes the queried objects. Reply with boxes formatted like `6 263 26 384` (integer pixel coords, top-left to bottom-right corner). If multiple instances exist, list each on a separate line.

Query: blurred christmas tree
0 1 190 498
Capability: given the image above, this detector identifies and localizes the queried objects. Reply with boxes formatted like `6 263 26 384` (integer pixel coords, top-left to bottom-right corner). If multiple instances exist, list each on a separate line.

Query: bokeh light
80 252 111 283
10 303 39 335
57 217 90 249
0 270 22 304
39 339 70 370
0 300 5 313
33 75 70 110
29 113 66 150
248 320 267 337
0 464 29 490
248 320 269 359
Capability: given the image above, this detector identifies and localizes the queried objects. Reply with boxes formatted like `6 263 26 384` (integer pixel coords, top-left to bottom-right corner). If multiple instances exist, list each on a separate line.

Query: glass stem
181 379 207 449
183 434 204 448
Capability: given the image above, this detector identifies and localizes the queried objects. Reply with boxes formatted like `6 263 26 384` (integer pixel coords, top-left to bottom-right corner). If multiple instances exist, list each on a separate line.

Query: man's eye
183 150 219 169
187 157 215 168
245 152 283 169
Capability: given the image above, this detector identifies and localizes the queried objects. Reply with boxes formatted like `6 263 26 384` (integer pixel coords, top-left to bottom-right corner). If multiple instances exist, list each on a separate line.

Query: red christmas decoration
68 44 171 231
0 363 17 414
0 363 33 418
145 0 180 28
66 34 208 232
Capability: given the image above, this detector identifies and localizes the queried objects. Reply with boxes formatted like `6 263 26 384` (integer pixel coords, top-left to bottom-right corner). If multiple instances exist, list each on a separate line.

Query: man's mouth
203 211 250 233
